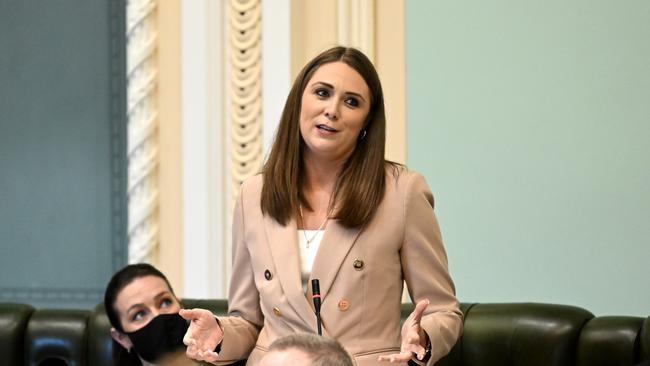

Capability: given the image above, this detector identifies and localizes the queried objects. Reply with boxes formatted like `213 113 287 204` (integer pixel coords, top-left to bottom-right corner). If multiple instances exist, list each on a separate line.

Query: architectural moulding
126 0 160 263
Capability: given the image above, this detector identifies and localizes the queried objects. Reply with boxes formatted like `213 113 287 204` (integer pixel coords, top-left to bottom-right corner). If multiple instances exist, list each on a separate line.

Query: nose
324 101 339 121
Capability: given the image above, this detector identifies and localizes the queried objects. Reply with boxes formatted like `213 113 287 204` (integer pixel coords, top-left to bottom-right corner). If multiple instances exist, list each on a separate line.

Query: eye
160 297 174 308
345 97 360 108
131 310 146 322
315 88 329 98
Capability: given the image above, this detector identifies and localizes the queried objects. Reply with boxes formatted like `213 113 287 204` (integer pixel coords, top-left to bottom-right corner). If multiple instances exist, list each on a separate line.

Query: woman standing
182 46 462 366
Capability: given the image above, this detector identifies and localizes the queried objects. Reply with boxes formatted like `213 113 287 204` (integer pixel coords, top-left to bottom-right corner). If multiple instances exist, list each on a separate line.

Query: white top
297 230 324 293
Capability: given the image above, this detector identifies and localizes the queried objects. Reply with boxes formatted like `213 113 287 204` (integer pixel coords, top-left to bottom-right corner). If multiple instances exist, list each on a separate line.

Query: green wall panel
406 0 650 316
0 1 127 308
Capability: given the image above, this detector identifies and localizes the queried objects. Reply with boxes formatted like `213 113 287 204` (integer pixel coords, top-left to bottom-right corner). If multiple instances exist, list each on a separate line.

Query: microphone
311 279 322 335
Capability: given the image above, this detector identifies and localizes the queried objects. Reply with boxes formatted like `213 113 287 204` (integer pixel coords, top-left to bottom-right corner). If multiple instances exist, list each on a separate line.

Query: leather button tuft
352 259 364 270
338 299 350 311
273 307 282 316
264 269 272 280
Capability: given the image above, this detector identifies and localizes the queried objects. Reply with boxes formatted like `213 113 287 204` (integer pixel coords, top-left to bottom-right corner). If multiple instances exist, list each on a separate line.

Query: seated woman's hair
104 263 175 331
103 263 176 366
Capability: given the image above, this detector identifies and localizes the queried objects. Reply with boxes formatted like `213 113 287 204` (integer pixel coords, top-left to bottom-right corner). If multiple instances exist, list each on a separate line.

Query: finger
404 342 426 360
202 350 220 361
377 355 395 363
183 335 197 347
377 355 401 363
193 351 203 361
410 299 429 323
186 343 200 359
378 351 412 363
179 308 202 320
406 333 426 345
415 346 426 360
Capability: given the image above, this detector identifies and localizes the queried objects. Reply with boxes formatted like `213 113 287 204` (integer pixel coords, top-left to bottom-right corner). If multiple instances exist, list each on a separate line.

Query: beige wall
154 0 183 295
376 0 405 164
290 0 340 79
290 0 405 163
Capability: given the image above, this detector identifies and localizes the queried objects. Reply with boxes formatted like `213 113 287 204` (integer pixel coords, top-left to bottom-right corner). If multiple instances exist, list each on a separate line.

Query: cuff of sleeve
214 316 223 353
409 343 431 366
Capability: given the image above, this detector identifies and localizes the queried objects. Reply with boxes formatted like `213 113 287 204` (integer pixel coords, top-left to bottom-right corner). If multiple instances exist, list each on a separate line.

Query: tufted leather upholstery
641 316 650 362
0 303 35 366
576 316 645 366
25 309 90 366
454 303 591 366
1 300 648 366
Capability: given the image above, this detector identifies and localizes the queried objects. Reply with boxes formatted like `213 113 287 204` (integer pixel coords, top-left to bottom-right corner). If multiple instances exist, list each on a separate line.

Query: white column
337 0 375 61
181 0 229 298
262 0 292 155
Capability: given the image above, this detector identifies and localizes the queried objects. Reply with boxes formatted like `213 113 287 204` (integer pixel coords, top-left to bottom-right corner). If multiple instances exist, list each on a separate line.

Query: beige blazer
215 168 463 366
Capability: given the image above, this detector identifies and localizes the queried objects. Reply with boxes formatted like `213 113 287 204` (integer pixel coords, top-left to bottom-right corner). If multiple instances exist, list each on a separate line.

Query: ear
110 327 133 351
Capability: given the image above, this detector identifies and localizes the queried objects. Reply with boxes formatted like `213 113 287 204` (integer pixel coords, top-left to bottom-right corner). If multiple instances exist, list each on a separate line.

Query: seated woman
104 263 205 366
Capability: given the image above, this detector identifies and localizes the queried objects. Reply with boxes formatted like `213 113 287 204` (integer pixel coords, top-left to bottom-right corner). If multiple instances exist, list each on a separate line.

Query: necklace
299 204 328 248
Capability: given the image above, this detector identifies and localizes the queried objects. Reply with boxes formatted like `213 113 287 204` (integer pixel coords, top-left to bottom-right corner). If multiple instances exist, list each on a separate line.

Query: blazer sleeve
213 183 262 364
401 171 463 365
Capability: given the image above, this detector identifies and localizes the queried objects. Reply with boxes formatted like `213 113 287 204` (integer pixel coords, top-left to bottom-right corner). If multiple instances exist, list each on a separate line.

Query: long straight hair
261 46 397 228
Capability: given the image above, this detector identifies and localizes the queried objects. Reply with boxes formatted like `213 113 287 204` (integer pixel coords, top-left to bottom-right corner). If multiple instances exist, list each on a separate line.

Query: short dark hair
103 263 176 366
103 263 175 332
269 333 353 366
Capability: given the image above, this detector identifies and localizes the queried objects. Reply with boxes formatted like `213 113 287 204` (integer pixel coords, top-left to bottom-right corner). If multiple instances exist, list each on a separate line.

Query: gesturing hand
378 299 430 363
179 308 224 364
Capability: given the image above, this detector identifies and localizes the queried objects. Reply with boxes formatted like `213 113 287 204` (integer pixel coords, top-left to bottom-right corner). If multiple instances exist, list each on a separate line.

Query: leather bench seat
25 309 90 366
1 300 648 366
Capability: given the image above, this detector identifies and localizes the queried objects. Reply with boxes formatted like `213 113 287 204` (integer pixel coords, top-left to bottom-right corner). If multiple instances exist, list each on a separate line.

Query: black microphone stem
311 279 322 336
316 313 322 336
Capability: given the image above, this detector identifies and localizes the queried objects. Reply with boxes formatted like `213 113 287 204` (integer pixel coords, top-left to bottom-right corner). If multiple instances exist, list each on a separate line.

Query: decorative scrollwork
126 0 159 263
230 0 263 198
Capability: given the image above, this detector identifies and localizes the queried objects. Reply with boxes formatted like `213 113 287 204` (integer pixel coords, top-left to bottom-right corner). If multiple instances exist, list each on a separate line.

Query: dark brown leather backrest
0 303 35 366
576 316 644 366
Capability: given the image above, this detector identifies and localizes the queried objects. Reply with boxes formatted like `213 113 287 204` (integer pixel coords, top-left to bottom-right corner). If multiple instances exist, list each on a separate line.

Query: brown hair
261 46 398 228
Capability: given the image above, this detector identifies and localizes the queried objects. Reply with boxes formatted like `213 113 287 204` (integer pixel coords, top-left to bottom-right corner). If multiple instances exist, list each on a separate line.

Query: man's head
259 333 353 366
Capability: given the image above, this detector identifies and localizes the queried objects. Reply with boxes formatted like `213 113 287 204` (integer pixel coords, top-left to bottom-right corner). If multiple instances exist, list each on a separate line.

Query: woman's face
113 275 181 333
299 61 371 163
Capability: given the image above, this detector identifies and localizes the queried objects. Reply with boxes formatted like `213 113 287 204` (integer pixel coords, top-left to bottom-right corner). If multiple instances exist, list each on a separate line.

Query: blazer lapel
309 220 361 303
264 214 317 327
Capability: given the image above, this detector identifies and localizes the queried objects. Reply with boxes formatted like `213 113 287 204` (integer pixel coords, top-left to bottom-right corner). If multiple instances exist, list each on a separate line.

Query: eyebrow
312 81 367 103
125 290 173 315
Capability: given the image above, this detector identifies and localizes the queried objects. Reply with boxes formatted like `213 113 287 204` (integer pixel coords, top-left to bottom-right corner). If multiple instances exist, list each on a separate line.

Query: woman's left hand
378 299 430 363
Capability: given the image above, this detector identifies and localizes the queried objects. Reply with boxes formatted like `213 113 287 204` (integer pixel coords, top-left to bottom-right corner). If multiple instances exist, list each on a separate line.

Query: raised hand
378 299 430 363
179 308 224 363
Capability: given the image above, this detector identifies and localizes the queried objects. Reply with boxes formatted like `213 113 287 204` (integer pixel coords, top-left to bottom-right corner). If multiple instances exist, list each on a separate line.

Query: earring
360 130 367 140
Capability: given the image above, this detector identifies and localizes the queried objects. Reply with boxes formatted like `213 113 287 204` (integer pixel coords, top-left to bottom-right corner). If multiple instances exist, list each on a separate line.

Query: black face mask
125 313 189 363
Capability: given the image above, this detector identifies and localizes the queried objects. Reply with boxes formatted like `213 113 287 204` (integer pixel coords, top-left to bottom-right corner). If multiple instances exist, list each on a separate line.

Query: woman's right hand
179 308 224 363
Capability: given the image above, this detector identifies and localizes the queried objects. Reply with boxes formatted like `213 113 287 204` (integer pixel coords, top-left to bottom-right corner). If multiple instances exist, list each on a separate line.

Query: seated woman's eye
345 97 359 107
131 310 146 322
161 297 173 308
315 88 329 98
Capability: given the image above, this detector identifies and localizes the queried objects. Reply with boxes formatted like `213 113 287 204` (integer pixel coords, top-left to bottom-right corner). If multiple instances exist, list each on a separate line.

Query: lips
316 124 338 132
